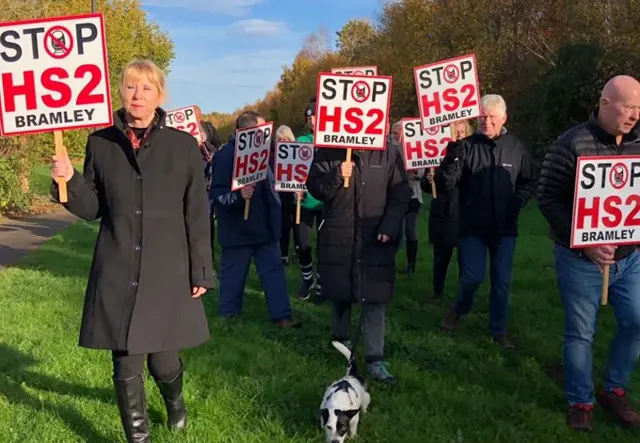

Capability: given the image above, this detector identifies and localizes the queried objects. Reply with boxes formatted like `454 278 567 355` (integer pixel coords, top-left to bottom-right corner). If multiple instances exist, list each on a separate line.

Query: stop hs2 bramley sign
0 13 112 136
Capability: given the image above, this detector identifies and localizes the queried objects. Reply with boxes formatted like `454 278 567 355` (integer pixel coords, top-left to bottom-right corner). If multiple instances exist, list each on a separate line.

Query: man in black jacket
537 75 640 432
436 95 535 347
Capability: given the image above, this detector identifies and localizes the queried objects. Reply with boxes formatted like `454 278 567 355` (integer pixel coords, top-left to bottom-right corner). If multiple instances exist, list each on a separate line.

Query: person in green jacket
295 98 324 303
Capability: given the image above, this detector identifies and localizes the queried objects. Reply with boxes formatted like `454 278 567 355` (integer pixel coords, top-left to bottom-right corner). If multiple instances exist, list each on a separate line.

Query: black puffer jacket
537 111 640 259
306 145 410 304
435 130 536 237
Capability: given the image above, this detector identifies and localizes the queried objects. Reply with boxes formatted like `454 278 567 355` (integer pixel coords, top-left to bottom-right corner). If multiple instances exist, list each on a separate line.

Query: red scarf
124 113 158 149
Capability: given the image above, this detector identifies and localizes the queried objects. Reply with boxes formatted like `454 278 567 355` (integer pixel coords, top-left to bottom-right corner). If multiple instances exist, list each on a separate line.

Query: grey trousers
332 301 386 363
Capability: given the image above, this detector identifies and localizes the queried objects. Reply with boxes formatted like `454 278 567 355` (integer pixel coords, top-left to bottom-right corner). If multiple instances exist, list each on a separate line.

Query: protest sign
0 13 112 202
165 105 203 143
0 13 111 135
315 73 392 187
314 73 391 151
401 119 452 198
414 53 480 129
331 66 378 76
274 142 314 192
571 155 640 304
274 141 314 223
401 118 452 170
232 121 273 219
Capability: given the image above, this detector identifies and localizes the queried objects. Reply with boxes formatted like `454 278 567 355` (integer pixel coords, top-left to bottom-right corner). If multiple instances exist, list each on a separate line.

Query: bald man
537 75 640 431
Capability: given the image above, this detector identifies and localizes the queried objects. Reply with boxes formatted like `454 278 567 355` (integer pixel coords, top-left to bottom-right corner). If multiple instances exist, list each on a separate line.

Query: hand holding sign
50 131 72 202
240 184 255 200
340 160 354 180
583 245 617 268
570 155 640 305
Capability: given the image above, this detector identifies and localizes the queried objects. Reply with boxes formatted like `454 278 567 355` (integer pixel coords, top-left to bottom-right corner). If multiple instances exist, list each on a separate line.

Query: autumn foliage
210 0 640 159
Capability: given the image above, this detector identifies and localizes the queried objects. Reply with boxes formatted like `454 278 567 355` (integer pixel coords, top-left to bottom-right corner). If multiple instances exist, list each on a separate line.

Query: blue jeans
454 235 516 335
219 241 292 321
554 245 640 405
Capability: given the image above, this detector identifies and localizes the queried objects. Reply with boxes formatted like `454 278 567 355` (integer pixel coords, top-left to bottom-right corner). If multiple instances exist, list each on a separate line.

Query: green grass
29 165 55 198
29 162 85 197
0 202 635 442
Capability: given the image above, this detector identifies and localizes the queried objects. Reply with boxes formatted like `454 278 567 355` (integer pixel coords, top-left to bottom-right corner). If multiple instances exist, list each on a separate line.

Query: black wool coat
306 145 410 305
52 108 214 354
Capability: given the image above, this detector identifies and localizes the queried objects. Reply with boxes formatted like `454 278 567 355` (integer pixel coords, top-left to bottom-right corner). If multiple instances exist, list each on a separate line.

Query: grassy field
0 202 635 442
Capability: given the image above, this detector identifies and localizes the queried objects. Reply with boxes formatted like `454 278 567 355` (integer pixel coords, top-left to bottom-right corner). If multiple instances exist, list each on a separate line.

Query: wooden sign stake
54 130 68 203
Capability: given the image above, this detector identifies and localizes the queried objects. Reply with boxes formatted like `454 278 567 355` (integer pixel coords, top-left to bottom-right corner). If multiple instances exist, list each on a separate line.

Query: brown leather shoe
491 334 515 349
596 387 640 429
274 318 302 328
440 309 459 332
567 404 593 432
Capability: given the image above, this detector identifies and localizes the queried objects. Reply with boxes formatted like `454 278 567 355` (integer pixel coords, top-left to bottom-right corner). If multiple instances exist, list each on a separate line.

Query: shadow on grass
0 343 113 443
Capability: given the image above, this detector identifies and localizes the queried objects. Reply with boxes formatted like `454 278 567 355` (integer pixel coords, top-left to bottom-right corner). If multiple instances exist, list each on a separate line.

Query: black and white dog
319 341 371 443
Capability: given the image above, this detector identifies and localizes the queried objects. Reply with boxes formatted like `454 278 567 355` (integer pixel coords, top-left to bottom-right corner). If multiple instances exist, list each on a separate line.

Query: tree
336 19 376 63
217 0 640 162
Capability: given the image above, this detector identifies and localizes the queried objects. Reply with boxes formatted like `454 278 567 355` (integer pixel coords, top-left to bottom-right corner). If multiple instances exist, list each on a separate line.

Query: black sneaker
297 279 313 300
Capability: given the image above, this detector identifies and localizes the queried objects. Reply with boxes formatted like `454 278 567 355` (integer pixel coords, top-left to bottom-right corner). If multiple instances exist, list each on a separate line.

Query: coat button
136 175 142 180
134 245 141 251
135 209 142 215
132 281 138 287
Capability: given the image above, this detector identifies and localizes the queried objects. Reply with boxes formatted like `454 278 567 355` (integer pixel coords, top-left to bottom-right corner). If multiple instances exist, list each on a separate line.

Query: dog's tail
332 340 352 361
332 340 359 377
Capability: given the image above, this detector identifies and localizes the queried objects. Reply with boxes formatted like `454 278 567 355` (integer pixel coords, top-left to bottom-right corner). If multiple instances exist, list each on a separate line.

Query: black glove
444 141 463 159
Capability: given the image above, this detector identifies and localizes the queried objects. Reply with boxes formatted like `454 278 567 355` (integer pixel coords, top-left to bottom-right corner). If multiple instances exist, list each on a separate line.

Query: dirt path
0 209 77 269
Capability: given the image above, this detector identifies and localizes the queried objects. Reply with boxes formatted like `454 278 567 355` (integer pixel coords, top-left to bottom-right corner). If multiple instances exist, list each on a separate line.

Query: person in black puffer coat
537 75 640 432
421 119 473 301
306 141 410 383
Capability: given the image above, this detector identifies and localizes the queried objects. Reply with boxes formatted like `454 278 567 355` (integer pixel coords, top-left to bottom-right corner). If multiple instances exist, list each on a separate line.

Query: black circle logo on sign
351 81 370 103
174 112 185 123
609 162 629 190
254 129 264 147
44 26 74 59
443 64 460 84
299 145 312 161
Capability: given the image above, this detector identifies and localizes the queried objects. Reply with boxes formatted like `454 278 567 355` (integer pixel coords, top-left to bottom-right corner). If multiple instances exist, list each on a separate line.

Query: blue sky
140 0 385 114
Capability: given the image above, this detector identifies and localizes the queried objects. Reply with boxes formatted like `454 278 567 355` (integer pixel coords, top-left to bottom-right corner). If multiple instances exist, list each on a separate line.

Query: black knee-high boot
154 363 187 430
113 375 150 443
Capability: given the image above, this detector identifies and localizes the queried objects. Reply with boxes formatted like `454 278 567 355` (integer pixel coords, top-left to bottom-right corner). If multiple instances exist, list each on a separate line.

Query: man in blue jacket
210 111 301 328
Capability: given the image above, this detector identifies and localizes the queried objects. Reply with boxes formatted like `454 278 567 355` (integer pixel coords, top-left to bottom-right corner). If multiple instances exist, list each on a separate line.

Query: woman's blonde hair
275 125 295 142
454 119 473 138
119 59 166 105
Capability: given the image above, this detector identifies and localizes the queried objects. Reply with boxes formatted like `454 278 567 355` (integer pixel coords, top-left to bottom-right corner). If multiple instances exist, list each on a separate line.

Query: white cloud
142 0 263 16
231 19 288 37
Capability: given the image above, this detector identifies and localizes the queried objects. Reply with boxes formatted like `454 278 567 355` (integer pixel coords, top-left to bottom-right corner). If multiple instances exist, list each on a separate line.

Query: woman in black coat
306 142 410 383
421 120 472 300
51 59 214 443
